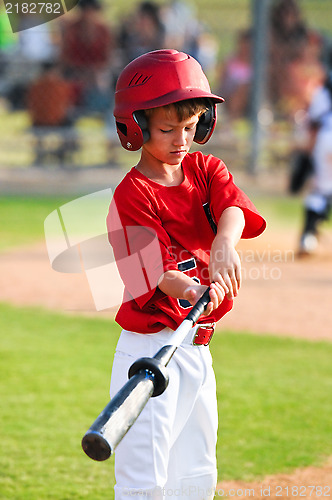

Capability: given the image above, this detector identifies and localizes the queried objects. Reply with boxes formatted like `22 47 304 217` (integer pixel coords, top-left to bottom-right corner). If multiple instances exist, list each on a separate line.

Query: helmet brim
136 89 224 111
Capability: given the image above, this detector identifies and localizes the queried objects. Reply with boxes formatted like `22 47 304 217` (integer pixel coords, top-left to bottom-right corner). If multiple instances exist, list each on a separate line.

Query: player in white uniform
107 50 266 499
299 72 332 254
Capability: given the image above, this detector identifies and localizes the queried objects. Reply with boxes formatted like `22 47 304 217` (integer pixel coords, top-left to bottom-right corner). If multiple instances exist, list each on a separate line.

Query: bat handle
128 288 211 396
185 287 211 324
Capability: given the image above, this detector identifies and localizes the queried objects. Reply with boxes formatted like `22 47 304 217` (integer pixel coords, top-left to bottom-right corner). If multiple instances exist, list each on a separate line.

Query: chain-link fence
0 0 331 178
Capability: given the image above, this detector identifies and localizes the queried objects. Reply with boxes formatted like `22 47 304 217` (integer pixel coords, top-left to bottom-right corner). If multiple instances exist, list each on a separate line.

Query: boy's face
142 106 200 167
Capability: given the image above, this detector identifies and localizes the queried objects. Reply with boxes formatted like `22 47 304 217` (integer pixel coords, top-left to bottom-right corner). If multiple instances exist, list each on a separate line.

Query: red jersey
107 152 266 333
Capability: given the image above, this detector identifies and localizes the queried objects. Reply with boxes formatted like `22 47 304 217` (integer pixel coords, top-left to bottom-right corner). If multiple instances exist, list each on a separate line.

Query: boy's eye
160 126 195 133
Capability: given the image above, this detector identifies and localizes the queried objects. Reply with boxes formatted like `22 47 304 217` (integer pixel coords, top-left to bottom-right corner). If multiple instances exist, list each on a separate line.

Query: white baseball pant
110 327 218 500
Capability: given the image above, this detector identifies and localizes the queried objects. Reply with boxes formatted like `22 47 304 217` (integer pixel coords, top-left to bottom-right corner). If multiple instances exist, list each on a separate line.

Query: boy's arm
209 206 245 300
158 206 245 313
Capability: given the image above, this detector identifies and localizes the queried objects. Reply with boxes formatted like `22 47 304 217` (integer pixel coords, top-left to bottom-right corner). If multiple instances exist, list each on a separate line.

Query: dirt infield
221 225 332 342
217 458 332 499
1 223 331 341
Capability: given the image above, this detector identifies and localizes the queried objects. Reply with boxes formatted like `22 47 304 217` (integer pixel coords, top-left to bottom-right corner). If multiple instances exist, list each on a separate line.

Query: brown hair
144 98 208 122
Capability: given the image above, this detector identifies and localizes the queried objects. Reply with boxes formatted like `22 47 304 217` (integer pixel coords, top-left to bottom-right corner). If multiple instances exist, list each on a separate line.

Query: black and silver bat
81 287 211 461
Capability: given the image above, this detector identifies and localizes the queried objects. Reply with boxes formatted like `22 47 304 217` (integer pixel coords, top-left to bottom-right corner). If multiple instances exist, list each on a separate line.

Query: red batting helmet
113 49 225 151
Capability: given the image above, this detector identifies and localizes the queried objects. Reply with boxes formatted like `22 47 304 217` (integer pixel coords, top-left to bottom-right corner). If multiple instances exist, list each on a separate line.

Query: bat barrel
81 369 155 461
82 431 112 461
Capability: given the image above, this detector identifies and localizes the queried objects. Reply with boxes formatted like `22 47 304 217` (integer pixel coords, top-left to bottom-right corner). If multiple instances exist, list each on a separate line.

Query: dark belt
193 323 215 346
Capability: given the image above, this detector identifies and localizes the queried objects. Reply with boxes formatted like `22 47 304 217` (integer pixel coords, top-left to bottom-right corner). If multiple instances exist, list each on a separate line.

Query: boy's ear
133 111 150 144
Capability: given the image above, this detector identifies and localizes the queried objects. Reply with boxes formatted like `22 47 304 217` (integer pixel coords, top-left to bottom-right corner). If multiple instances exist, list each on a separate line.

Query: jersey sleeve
204 154 266 238
106 177 178 309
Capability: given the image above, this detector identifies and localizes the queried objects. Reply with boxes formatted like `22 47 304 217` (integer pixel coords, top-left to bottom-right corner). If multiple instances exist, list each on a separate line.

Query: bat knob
81 431 112 461
128 357 169 397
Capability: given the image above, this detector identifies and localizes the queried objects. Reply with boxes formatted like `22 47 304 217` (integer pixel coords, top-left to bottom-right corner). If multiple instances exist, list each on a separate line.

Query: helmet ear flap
115 116 145 151
133 110 150 144
194 101 217 144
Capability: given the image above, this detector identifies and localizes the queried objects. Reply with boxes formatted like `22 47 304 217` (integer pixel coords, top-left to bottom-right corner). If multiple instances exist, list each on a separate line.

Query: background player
106 49 266 499
298 71 332 255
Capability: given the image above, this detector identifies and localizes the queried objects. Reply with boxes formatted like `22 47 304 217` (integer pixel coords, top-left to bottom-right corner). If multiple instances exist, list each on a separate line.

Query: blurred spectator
27 62 75 127
59 0 114 115
161 0 217 74
105 1 165 166
26 62 77 165
280 32 326 117
216 29 252 120
270 0 307 57
17 14 58 64
2 12 58 110
161 1 199 55
268 0 324 117
118 1 165 66
194 30 218 76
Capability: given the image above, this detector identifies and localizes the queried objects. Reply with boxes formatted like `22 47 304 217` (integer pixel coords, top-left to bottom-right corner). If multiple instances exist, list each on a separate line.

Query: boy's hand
209 235 242 300
183 282 225 316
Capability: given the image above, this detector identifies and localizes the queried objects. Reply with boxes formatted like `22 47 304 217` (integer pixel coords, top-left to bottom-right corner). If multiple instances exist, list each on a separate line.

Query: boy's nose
173 129 187 145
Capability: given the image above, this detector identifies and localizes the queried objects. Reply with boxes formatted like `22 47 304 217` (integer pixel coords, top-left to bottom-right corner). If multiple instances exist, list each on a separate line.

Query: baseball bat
81 287 211 461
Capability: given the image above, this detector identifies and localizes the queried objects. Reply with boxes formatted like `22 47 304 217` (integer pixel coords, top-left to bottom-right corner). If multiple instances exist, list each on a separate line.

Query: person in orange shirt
27 62 75 127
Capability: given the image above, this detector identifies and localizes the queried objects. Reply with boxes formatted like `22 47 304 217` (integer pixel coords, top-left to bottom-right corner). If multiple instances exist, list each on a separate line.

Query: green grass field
0 196 70 251
1 303 331 499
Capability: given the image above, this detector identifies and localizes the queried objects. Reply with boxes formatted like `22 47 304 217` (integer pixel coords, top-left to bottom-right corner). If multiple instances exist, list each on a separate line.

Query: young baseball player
298 71 332 254
106 49 266 500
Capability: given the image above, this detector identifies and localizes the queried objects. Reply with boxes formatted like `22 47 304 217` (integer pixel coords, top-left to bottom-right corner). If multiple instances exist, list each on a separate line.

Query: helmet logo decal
129 73 152 87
